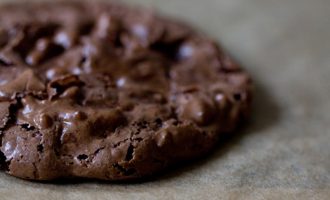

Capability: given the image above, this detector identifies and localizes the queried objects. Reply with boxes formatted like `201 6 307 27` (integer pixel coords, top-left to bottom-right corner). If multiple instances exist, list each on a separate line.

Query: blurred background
0 0 329 199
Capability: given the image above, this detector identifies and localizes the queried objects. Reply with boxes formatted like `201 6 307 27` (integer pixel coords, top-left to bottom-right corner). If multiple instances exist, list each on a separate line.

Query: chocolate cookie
0 1 253 181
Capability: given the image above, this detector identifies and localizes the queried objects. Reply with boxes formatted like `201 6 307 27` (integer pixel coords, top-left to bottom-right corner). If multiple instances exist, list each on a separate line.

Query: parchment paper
0 0 329 199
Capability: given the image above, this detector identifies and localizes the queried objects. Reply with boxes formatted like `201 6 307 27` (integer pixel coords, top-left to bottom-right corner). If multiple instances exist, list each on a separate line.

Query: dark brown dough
0 1 253 181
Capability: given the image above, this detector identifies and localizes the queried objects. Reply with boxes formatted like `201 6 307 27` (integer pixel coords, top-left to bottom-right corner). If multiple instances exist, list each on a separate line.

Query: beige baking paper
0 0 329 199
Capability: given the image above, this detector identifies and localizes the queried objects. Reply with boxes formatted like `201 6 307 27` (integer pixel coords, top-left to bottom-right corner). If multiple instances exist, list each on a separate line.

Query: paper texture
0 0 329 199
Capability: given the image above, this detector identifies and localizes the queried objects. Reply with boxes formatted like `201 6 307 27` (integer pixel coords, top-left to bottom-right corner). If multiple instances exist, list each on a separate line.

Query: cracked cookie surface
0 1 253 180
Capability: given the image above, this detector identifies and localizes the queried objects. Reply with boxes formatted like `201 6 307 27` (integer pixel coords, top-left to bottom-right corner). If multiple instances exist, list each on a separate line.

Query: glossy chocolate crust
0 1 253 181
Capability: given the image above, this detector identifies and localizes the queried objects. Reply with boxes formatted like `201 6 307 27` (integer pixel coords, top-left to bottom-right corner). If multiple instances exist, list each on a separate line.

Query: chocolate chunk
47 75 84 99
177 93 216 126
0 1 252 181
